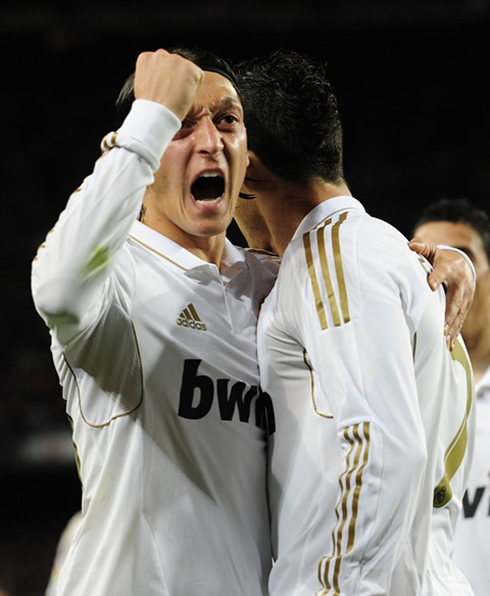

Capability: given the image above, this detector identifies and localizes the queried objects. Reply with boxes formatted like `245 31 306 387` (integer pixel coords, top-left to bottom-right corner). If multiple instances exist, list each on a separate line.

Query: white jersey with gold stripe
453 366 490 595
259 196 476 595
31 100 277 595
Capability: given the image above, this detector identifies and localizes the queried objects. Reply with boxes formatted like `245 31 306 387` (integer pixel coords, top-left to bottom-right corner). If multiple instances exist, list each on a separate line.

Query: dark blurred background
2 1 489 593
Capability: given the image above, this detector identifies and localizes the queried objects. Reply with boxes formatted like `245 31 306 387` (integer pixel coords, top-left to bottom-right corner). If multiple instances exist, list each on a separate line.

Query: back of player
259 196 476 595
393 248 476 595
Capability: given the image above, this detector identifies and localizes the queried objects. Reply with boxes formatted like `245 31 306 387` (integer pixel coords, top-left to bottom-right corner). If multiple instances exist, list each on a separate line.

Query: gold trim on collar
129 235 188 271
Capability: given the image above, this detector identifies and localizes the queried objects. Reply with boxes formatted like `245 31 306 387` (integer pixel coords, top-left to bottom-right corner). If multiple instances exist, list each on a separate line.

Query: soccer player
32 45 474 596
31 48 277 595
414 197 490 596
235 49 476 595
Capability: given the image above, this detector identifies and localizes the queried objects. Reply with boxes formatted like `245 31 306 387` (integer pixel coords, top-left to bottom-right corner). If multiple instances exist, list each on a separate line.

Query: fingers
408 238 475 350
408 238 436 261
134 49 203 121
408 239 440 289
425 268 442 291
443 284 465 350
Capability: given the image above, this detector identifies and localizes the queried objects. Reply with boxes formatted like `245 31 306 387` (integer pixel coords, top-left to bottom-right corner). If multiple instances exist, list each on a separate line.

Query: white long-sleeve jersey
31 100 278 595
453 366 490 595
259 196 476 595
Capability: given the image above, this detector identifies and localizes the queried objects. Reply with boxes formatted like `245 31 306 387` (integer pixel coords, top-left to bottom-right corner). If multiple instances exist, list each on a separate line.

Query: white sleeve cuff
436 244 477 288
100 99 181 171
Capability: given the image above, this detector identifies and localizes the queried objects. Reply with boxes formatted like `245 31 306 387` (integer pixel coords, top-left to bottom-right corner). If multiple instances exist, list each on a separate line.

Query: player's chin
194 219 232 238
191 205 234 234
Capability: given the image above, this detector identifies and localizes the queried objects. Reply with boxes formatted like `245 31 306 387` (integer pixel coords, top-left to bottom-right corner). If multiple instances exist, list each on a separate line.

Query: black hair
235 49 344 185
114 47 240 129
413 197 490 263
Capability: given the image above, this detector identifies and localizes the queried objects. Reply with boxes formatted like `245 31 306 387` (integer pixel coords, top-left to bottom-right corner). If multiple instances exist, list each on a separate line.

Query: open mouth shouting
191 171 225 205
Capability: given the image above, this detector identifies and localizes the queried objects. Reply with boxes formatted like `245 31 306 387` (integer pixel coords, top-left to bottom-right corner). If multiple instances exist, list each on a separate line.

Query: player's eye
216 112 241 130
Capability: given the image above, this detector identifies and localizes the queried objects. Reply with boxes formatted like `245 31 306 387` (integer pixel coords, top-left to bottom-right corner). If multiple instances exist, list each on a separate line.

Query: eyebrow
186 95 243 120
217 96 243 110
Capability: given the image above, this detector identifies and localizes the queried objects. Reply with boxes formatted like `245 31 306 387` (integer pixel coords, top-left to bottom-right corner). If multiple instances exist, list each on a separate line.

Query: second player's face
148 71 248 245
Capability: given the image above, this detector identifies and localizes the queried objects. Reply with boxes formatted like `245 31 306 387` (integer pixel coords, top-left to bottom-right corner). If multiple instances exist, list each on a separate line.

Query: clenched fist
134 49 203 121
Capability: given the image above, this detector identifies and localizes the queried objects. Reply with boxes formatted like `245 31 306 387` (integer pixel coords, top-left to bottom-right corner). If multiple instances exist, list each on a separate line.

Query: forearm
320 419 426 594
311 307 427 593
31 101 180 336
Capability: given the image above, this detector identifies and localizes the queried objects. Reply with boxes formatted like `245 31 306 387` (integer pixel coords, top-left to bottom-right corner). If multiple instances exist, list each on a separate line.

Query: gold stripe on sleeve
433 340 474 508
347 422 370 551
332 212 350 324
304 230 328 329
317 223 341 327
319 422 370 593
304 212 350 331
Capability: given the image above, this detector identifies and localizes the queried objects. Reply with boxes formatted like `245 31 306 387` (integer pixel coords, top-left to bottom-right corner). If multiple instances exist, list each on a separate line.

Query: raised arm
31 50 201 343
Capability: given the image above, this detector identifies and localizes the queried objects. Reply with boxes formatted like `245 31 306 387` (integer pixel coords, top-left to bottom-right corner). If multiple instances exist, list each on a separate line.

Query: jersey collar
292 196 365 242
129 220 247 278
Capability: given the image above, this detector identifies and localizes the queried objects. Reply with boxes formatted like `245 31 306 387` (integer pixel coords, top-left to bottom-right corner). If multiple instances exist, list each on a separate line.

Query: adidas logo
176 303 207 331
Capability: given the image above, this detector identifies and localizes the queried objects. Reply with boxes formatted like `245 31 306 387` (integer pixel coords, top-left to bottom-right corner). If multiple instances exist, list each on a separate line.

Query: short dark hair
413 197 490 263
114 47 240 129
235 49 344 185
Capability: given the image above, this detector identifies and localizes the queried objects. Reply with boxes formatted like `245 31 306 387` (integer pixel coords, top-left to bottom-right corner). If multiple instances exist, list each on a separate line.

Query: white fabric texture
32 100 277 596
259 196 476 595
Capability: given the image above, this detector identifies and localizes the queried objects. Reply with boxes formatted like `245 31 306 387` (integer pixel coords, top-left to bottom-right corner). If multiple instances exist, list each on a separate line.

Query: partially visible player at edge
414 197 490 596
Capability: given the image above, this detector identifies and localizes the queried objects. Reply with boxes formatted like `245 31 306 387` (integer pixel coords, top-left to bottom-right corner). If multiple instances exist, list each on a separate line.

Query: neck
266 179 352 256
141 218 227 268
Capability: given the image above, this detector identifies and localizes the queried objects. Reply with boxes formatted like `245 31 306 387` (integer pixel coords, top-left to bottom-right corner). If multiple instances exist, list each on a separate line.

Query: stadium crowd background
1 0 489 592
